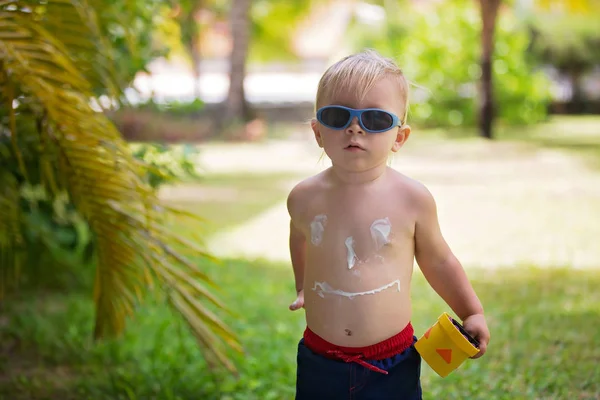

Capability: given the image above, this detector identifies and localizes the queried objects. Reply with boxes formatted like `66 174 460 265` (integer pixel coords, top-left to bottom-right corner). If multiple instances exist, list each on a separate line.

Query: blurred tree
172 0 206 99
152 0 313 124
0 0 240 372
222 0 314 125
344 0 408 59
534 0 591 12
249 0 314 62
223 0 252 124
477 0 598 138
478 0 502 139
168 0 230 99
90 0 170 97
527 13 600 111
352 0 551 128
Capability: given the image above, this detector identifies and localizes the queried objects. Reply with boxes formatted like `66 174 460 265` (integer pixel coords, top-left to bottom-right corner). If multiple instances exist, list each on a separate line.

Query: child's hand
289 289 304 311
462 313 490 359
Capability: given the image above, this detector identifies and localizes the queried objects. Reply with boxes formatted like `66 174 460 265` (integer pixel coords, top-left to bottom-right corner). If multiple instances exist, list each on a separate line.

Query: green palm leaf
0 171 23 297
0 1 241 372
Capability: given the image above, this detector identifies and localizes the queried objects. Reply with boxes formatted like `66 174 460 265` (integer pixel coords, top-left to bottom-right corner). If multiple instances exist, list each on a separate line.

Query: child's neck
331 163 387 185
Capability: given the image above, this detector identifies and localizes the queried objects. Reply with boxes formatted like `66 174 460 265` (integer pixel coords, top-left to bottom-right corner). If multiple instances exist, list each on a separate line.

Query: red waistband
303 323 414 375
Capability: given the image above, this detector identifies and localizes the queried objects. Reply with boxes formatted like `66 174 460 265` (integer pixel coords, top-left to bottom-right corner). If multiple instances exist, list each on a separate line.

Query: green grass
3 117 600 399
162 172 297 239
1 263 600 399
496 116 600 169
416 115 600 169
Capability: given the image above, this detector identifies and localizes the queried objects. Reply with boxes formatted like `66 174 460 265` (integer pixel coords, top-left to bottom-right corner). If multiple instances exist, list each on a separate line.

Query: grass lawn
417 115 600 170
498 116 600 170
159 172 298 239
1 261 599 400
2 116 600 399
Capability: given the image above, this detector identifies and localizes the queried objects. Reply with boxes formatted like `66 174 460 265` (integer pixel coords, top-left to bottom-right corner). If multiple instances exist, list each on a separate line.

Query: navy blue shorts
295 336 423 400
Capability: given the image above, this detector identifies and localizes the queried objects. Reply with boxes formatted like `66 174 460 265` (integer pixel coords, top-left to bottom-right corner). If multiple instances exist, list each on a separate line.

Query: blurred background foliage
109 0 600 140
0 0 240 376
1 0 600 398
350 0 553 127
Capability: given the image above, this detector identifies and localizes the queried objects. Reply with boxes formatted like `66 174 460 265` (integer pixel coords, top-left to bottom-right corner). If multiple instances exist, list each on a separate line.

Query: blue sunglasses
316 105 402 133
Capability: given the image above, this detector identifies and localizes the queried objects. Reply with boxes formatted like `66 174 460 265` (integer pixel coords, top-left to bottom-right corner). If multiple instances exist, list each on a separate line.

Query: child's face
312 76 411 172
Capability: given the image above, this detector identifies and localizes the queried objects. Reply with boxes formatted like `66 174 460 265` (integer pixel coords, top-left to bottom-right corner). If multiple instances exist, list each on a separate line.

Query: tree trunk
568 67 585 113
224 0 252 124
181 0 203 99
478 0 501 139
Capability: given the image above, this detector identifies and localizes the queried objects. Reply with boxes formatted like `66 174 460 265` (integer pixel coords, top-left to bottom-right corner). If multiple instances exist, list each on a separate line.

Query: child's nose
345 117 364 135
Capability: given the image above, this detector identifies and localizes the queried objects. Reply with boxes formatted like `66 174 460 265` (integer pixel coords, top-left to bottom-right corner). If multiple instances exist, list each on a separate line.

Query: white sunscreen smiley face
310 214 327 246
345 236 358 269
312 279 401 299
370 218 391 250
344 218 391 269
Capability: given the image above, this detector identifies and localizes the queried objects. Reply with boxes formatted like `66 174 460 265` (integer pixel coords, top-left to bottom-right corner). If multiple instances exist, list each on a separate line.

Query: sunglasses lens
361 110 393 131
321 107 350 128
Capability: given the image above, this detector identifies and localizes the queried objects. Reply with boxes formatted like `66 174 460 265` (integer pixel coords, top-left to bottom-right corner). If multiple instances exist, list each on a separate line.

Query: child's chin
336 158 373 171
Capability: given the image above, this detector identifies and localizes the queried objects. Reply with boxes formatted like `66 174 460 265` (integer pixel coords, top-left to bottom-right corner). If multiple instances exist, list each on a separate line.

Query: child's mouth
345 144 364 151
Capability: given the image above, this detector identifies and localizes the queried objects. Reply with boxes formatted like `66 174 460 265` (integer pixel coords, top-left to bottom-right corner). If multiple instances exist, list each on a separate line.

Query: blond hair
315 49 409 123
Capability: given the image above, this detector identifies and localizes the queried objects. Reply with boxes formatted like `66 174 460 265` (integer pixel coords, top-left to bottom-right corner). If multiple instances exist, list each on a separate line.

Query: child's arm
413 184 490 355
289 220 306 310
287 190 307 311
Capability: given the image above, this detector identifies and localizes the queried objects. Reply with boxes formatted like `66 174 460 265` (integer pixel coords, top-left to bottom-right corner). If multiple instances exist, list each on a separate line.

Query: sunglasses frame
316 105 402 133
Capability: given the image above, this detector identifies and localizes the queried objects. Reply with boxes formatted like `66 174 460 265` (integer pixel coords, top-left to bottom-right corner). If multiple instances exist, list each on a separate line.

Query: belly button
345 329 352 336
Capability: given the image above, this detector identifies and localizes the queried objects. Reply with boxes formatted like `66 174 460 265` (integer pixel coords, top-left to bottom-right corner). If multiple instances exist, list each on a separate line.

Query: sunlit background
1 0 600 399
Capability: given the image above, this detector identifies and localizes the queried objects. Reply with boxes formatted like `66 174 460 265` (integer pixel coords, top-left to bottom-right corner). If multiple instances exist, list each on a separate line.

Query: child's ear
391 125 411 152
311 119 323 148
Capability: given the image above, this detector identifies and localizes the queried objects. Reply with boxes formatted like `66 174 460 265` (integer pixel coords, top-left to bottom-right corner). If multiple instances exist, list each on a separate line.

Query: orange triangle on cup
436 348 452 364
424 328 432 339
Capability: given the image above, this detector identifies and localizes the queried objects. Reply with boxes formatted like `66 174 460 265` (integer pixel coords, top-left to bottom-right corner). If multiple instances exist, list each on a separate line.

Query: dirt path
202 136 600 269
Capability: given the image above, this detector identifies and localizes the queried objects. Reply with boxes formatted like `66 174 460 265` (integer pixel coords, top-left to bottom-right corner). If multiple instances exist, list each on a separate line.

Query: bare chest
305 200 415 267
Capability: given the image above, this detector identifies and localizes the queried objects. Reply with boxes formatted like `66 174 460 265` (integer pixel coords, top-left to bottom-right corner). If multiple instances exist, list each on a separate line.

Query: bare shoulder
287 170 329 219
386 168 436 211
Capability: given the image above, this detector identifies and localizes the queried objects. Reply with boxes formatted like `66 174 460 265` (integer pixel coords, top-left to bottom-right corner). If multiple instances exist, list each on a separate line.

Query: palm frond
0 3 241 372
1 0 126 104
2 72 29 181
0 171 23 297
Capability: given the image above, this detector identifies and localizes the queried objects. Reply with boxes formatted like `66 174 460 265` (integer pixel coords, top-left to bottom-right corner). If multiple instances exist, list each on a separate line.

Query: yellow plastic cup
414 312 480 377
